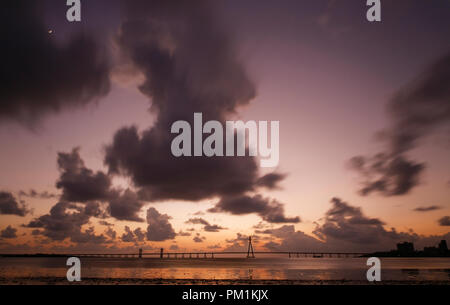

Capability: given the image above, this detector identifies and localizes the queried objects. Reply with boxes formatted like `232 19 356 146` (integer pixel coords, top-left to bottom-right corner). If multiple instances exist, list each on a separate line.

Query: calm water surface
0 257 449 281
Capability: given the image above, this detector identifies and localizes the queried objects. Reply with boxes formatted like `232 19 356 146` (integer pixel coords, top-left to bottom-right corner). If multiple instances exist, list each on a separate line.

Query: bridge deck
0 251 368 258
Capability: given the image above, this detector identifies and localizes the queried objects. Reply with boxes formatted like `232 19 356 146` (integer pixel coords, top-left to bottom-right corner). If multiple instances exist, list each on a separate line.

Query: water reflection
0 257 449 281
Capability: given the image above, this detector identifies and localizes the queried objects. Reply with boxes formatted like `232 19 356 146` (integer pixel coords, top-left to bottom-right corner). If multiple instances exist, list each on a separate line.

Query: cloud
349 154 424 196
18 190 57 199
102 1 292 222
24 201 106 243
207 244 222 249
256 173 286 189
56 148 145 222
224 233 259 251
208 195 300 223
177 230 192 237
134 228 146 242
185 218 209 226
121 226 145 243
0 1 111 126
121 226 135 243
104 0 258 202
313 197 392 246
260 225 325 252
31 229 41 236
258 198 450 252
438 216 450 226
99 220 114 226
56 148 112 203
104 227 117 240
185 217 227 232
70 226 107 244
350 51 450 196
193 233 206 243
1 226 18 239
204 224 227 232
413 206 442 212
0 191 29 216
108 189 145 222
313 197 448 251
146 207 176 241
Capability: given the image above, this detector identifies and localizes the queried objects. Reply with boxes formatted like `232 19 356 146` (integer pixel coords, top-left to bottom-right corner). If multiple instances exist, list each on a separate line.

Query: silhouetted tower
438 240 448 254
138 248 142 259
160 248 164 259
247 236 255 258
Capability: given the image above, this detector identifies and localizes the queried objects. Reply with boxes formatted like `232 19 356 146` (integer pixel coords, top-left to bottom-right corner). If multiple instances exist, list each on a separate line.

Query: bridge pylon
247 236 255 258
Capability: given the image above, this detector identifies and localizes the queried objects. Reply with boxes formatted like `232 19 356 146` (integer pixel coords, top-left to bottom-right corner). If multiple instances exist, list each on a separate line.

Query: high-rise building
397 242 415 255
438 240 448 253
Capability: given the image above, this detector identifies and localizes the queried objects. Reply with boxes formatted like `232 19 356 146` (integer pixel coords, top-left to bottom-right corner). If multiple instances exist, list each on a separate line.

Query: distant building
423 246 439 256
396 242 415 255
422 240 449 256
438 240 448 254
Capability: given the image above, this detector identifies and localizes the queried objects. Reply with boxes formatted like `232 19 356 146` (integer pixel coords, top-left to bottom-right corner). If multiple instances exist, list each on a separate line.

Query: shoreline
1 277 449 285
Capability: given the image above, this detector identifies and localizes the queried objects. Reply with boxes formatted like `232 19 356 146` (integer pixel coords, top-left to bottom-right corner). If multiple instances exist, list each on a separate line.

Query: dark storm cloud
24 201 106 243
56 148 146 222
413 206 442 212
0 191 29 216
0 1 110 126
185 217 227 232
313 197 392 245
104 0 290 219
439 216 450 226
108 189 145 222
56 148 111 203
208 195 300 223
1 226 18 239
146 207 176 241
351 51 450 196
84 201 107 218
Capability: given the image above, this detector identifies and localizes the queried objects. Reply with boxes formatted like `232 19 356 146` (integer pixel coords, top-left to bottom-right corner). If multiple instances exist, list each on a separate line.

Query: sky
0 0 450 254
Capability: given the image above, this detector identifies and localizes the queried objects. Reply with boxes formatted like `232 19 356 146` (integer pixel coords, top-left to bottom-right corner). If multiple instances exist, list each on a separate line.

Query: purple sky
1 1 449 253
